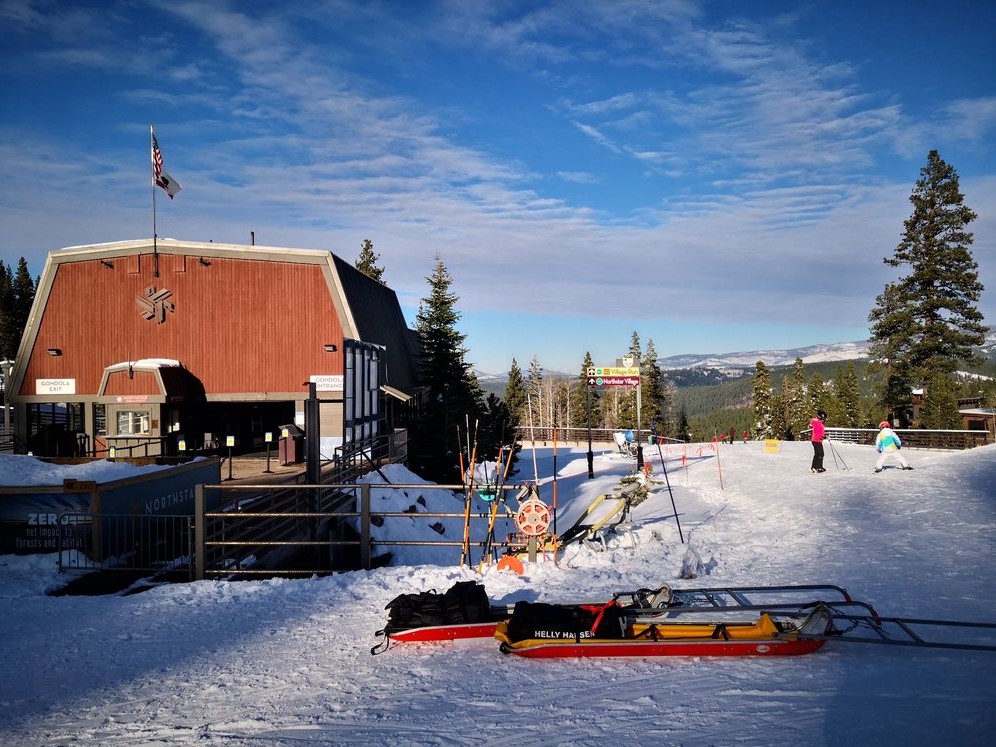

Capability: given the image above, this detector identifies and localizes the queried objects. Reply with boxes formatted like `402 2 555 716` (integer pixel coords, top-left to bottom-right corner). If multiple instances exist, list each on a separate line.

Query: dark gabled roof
331 255 421 391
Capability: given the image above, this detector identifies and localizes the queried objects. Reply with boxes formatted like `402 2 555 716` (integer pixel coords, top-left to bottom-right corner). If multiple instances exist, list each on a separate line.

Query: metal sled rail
805 612 996 652
664 583 856 605
627 600 880 625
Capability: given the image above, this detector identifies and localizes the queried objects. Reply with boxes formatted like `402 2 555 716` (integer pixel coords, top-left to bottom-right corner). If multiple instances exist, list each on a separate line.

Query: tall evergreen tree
503 358 527 427
833 362 862 427
641 339 668 434
0 261 14 360
676 406 691 442
354 239 385 283
618 332 641 427
808 373 831 423
918 373 961 429
750 362 773 438
781 358 809 439
573 351 601 430
868 151 986 416
526 356 543 429
0 257 36 360
411 255 483 480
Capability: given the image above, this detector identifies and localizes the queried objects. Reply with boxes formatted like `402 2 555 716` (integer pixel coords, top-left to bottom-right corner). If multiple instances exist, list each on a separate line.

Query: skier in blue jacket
874 421 913 473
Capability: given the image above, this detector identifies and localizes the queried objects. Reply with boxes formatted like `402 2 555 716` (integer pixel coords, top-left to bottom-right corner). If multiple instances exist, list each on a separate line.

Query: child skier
810 410 827 473
875 421 913 473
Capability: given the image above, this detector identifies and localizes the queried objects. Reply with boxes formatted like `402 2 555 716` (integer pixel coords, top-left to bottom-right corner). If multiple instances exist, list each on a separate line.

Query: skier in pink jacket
810 410 827 473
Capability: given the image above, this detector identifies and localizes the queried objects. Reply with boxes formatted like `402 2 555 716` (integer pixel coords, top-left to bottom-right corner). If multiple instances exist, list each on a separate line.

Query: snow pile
0 453 176 487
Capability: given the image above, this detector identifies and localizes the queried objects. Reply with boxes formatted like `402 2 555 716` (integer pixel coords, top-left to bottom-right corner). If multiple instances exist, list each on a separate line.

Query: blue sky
1 0 994 374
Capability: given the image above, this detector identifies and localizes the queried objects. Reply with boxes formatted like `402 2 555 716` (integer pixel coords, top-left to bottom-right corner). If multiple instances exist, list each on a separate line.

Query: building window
94 403 107 437
117 410 150 435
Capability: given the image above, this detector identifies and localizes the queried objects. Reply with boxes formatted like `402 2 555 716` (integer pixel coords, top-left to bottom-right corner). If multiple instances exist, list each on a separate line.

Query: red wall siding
20 253 344 397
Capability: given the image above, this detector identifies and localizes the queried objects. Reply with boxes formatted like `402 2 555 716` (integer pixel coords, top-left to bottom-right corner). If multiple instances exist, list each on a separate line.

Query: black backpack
503 600 626 643
382 581 490 633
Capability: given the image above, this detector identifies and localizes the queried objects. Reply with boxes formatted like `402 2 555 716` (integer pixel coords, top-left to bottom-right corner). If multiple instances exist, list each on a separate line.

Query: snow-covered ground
1 439 994 746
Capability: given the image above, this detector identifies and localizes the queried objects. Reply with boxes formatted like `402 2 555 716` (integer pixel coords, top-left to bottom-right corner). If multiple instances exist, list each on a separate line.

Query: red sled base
498 636 826 658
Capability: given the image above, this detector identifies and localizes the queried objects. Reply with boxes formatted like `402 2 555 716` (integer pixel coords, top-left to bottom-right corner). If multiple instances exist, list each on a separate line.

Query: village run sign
586 367 640 387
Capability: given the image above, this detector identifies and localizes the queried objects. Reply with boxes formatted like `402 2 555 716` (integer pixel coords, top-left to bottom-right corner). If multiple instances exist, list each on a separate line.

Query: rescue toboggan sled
494 602 835 658
373 581 996 657
372 581 868 653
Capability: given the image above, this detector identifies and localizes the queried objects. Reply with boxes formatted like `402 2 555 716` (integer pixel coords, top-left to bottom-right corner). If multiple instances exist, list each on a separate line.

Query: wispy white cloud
1 0 993 372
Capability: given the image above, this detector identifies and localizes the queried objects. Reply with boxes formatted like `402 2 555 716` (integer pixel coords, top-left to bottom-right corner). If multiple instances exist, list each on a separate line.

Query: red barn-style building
6 239 422 461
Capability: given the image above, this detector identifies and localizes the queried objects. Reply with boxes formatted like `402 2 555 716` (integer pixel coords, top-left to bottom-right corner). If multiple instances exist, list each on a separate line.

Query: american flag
151 129 182 199
152 133 164 181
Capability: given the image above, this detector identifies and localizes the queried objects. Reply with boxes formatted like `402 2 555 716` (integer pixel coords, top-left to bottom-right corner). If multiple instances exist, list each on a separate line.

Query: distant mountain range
475 340 872 383
655 340 871 371
477 330 996 385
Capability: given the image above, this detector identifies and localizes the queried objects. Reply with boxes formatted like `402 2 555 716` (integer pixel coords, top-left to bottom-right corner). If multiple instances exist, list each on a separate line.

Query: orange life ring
515 498 551 537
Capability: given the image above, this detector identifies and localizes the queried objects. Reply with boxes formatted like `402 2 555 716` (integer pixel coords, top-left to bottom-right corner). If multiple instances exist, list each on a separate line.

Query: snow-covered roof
105 359 182 372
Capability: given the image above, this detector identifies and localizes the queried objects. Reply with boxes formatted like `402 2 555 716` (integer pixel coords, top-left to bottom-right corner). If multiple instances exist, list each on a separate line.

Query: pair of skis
477 445 516 573
458 418 479 568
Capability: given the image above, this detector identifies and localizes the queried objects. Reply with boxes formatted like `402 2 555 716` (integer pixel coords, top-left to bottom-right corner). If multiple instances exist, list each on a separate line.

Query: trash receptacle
278 424 305 465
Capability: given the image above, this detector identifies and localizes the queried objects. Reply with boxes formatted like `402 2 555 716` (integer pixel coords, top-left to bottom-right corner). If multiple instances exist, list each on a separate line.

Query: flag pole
150 125 159 278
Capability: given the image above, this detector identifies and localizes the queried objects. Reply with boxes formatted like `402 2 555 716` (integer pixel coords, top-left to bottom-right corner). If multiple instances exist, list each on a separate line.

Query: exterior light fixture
47 348 62 356
323 344 338 352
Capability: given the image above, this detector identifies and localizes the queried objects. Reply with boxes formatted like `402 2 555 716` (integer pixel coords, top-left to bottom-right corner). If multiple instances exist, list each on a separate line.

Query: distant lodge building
6 238 424 463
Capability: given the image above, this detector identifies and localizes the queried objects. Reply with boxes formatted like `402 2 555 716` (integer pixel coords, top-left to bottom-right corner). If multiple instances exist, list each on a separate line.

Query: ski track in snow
0 442 994 746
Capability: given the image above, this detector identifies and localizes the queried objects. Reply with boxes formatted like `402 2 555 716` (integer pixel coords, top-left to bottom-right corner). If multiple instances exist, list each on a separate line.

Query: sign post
225 435 235 481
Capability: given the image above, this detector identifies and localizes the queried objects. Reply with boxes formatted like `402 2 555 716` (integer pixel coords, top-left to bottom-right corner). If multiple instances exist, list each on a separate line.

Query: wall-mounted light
323 344 338 353
197 257 211 266
46 348 62 356
100 259 114 268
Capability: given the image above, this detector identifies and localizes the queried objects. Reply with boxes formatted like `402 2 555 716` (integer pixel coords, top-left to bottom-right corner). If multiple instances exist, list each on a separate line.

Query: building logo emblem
137 286 175 324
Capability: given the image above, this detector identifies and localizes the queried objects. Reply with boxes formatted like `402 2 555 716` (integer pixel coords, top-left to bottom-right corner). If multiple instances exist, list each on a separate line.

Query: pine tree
0 257 36 360
676 406 691 442
641 339 668 434
618 332 641 427
868 151 986 416
751 362 773 438
411 255 483 480
0 261 14 360
526 355 543 428
918 373 961 429
833 362 861 427
503 358 527 426
354 239 385 283
808 373 831 423
771 389 794 441
573 352 601 430
780 358 809 439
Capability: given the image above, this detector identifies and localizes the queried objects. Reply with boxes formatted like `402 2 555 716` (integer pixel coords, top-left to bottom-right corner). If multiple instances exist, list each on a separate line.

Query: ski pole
551 424 558 559
655 436 684 544
828 438 849 470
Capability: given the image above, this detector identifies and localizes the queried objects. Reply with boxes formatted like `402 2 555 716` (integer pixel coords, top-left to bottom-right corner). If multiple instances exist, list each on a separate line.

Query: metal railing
193 482 526 579
56 512 194 577
814 427 990 449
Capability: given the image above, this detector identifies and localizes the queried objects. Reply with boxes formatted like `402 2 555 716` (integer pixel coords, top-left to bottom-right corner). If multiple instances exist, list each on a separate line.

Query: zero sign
515 498 551 537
